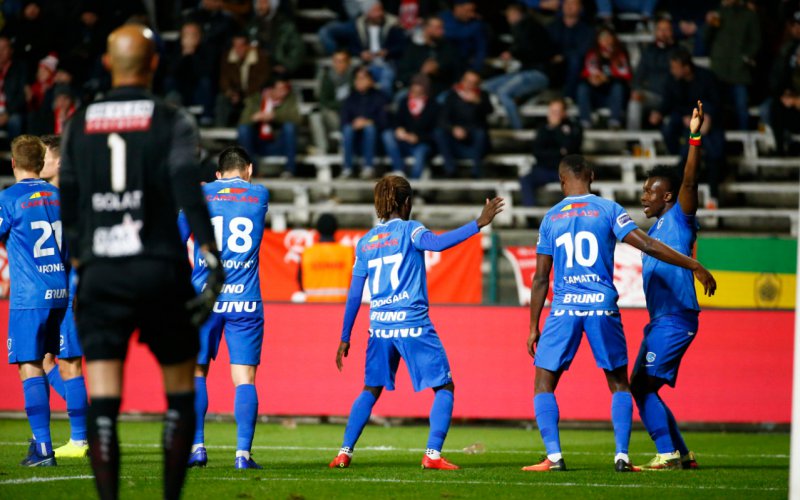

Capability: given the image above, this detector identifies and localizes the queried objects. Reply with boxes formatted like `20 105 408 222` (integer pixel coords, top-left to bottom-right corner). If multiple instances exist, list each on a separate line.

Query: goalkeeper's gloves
187 248 226 327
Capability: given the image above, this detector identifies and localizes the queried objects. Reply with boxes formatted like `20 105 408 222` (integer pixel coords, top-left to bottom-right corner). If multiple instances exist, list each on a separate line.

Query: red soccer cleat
421 455 460 470
329 453 351 468
522 457 567 472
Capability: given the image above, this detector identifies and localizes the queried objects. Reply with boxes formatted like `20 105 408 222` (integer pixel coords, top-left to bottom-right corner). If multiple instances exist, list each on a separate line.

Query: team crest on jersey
561 202 588 211
29 191 53 199
217 187 247 194
368 232 391 243
657 218 664 230
646 352 656 363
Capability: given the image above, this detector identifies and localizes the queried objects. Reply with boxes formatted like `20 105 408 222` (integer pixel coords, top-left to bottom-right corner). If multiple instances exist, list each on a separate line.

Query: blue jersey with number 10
179 177 269 302
537 194 637 311
0 179 68 309
353 218 432 329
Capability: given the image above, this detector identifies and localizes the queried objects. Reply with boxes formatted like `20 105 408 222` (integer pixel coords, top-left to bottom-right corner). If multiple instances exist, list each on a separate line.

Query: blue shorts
198 301 264 366
365 323 452 392
633 313 699 387
59 306 83 359
7 308 67 364
535 309 628 372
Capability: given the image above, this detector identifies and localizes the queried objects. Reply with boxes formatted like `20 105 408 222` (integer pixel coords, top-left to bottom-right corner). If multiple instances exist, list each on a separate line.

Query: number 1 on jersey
108 133 126 192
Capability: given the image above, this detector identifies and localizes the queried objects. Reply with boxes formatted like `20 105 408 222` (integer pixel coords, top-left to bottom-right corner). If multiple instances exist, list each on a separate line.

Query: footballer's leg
422 383 459 470
631 373 680 470
331 385 383 468
54 357 89 458
85 359 124 500
604 366 637 472
43 353 66 399
232 364 261 469
160 359 197 500
189 364 210 467
19 361 56 466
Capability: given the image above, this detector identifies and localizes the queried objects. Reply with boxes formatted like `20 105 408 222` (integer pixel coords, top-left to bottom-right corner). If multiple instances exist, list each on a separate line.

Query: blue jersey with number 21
537 194 637 311
353 218 432 329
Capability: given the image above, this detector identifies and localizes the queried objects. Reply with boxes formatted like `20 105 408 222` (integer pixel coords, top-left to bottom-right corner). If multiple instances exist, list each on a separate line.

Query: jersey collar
377 218 402 226
563 193 593 200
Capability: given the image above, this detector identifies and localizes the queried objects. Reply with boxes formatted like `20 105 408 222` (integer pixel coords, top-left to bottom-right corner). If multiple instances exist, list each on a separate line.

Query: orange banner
260 229 482 303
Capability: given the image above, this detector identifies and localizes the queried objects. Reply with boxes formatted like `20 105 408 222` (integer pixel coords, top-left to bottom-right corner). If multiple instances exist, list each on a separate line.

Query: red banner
0 302 790 423
261 230 482 304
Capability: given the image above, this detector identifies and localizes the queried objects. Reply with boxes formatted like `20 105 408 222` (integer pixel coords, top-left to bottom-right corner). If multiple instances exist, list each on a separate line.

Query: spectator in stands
396 15 462 98
704 0 761 130
340 66 390 179
666 0 717 56
311 50 354 153
215 32 271 127
245 0 306 76
518 0 562 23
547 0 594 99
651 47 725 204
382 74 439 179
384 0 435 34
164 21 214 125
60 2 106 86
237 77 301 178
576 26 631 129
28 83 76 135
184 0 237 75
298 214 353 303
595 0 658 23
26 54 57 115
483 4 553 130
434 69 493 178
768 11 800 156
520 97 582 209
440 0 488 72
0 35 26 140
627 18 675 130
2 1 53 80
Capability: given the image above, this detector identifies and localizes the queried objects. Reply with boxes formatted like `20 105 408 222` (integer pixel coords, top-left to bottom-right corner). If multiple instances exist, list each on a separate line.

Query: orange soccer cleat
421 455 460 470
329 453 351 469
522 456 567 472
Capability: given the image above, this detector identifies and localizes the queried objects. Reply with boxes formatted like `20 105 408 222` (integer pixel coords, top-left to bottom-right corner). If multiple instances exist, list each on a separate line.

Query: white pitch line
0 441 789 459
0 475 94 485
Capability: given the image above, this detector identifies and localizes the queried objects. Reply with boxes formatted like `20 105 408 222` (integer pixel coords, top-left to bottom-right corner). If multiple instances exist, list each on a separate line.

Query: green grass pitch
0 418 789 499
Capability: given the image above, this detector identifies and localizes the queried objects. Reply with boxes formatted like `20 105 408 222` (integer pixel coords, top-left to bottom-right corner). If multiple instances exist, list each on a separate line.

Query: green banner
697 236 797 274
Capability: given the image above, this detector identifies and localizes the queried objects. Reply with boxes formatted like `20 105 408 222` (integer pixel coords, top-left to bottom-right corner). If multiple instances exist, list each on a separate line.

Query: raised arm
679 100 704 215
415 197 505 252
527 253 553 358
623 228 716 296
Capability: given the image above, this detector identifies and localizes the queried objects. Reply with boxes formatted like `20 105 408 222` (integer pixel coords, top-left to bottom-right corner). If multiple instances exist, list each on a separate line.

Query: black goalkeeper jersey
61 86 214 265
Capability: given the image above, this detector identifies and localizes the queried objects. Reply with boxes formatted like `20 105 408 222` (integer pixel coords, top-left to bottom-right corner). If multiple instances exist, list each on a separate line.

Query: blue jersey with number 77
536 194 637 311
353 218 433 329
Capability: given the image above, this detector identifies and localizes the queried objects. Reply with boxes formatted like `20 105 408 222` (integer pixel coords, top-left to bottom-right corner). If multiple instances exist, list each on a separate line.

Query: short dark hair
218 146 251 173
316 213 338 238
40 134 60 155
558 154 592 179
670 46 693 68
646 165 681 196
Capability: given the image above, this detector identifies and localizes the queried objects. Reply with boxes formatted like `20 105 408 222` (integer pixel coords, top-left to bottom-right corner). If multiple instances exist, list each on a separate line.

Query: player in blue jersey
1 136 69 466
633 101 707 470
37 135 89 459
329 176 504 470
178 146 269 470
523 154 716 473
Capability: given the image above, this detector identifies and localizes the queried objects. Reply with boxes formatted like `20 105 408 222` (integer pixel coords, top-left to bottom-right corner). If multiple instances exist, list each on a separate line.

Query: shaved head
104 24 159 87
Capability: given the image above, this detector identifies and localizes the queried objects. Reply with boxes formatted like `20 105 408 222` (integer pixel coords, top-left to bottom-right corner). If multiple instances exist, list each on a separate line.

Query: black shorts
76 258 199 365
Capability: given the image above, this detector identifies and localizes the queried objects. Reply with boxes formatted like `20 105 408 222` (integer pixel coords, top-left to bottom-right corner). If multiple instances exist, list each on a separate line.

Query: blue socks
23 376 53 456
193 377 208 446
342 391 377 450
662 395 689 455
46 367 65 399
234 384 258 453
426 389 454 452
611 391 633 455
534 393 561 456
64 376 88 442
636 392 674 454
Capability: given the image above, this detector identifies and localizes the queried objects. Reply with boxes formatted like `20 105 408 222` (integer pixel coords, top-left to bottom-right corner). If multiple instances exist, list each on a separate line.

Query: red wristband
689 138 701 147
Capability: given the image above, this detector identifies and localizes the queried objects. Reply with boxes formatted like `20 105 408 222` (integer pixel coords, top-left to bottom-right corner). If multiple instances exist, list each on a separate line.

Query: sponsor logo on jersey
368 232 391 243
616 213 634 228
561 202 588 211
370 310 407 322
93 191 143 212
44 288 68 300
21 191 59 209
212 301 259 313
92 213 143 257
368 327 423 339
361 234 399 251
29 191 53 199
370 290 410 308
217 187 248 195
551 207 599 222
206 192 260 203
562 292 606 304
85 100 154 133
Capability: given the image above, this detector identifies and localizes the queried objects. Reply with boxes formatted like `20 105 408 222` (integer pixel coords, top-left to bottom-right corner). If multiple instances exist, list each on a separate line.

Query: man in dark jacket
520 97 582 207
547 0 594 99
340 66 390 179
396 16 462 98
433 70 493 178
245 0 306 76
440 0 488 72
0 36 26 140
768 11 800 156
483 4 552 130
165 21 214 124
627 18 675 130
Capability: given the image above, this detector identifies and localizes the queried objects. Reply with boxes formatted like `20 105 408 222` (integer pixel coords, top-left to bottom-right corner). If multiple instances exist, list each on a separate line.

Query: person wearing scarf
576 26 631 129
382 74 438 179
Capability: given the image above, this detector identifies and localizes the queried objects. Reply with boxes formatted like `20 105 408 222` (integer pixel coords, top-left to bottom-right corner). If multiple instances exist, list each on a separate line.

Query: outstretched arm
336 273 367 371
527 254 552 358
623 228 716 296
415 197 505 252
679 100 704 215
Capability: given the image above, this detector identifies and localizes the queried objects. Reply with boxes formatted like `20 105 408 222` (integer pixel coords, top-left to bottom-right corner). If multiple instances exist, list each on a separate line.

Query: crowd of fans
0 0 798 205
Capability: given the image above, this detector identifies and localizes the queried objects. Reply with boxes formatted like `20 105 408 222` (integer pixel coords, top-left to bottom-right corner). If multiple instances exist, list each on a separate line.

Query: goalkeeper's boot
681 451 699 470
522 456 567 472
234 455 262 470
54 440 89 458
421 455 460 470
639 451 681 470
329 453 351 469
188 446 207 468
615 459 640 472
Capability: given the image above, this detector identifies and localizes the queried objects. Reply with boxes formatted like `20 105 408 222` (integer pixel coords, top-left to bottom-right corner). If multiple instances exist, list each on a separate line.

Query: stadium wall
0 302 791 424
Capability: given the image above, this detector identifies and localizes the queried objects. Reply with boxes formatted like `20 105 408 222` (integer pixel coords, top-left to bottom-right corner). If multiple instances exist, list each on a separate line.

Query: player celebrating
60 25 223 500
633 101 706 470
179 146 269 470
1 135 68 467
38 134 89 459
524 155 716 473
330 176 504 470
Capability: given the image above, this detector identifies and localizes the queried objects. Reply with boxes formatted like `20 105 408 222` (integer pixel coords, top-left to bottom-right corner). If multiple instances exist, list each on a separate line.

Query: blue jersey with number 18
353 218 432 329
0 179 68 309
537 194 637 311
179 177 269 302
